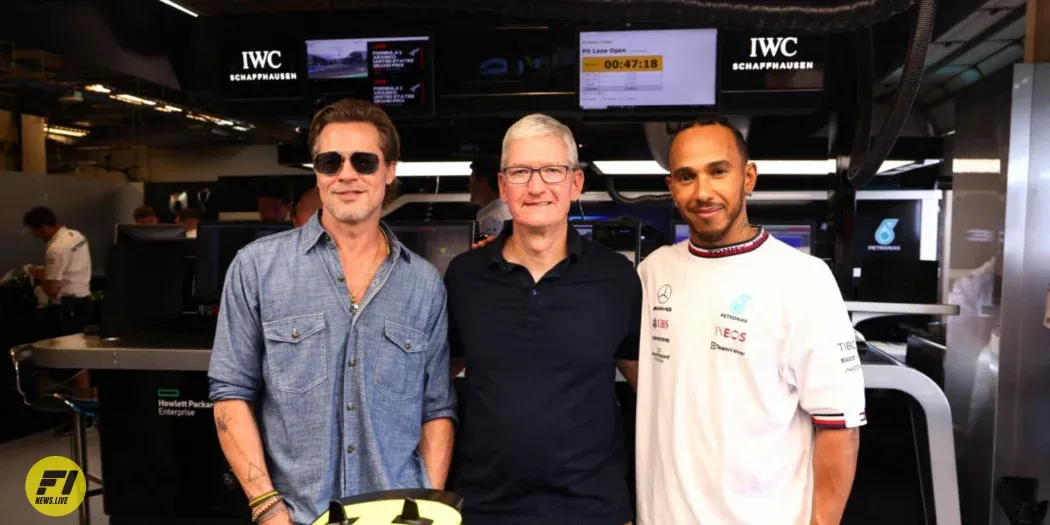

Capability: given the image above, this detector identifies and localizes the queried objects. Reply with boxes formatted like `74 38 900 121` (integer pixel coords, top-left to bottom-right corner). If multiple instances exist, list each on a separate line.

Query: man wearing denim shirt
208 99 457 525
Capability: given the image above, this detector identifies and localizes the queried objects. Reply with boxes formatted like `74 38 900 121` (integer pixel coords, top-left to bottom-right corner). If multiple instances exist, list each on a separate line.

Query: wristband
254 500 286 524
249 490 278 508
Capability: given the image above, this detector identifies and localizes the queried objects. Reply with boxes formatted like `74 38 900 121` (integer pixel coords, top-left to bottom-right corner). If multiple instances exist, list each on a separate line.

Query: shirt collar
485 220 585 270
687 226 769 259
299 210 411 262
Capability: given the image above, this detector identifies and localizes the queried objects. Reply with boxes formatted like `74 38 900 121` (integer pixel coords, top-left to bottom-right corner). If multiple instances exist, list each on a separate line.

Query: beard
322 191 383 224
686 195 745 246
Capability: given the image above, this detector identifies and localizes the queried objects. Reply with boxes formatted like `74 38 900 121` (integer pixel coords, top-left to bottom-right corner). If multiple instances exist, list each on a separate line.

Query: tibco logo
715 326 747 342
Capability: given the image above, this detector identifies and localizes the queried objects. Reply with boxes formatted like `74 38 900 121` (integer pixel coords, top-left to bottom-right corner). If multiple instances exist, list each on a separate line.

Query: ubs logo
750 37 798 58
657 285 672 304
652 318 669 330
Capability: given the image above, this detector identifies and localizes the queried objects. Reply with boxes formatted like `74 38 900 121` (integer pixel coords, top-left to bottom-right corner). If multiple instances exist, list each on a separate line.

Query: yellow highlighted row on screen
581 55 664 72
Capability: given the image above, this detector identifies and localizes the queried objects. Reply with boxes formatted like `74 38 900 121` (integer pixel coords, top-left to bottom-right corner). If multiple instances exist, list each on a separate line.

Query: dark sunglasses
312 151 382 176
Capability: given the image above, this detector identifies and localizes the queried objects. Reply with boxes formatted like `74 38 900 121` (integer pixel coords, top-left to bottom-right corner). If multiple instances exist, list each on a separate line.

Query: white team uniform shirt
636 228 866 525
476 199 513 237
44 227 92 299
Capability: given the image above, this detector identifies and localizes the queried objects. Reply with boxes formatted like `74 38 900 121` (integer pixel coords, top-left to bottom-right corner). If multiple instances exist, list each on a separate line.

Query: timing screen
306 36 429 109
578 29 717 110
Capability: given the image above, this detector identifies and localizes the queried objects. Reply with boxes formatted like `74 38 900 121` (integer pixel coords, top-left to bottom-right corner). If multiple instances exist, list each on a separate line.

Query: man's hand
26 265 46 280
471 235 497 250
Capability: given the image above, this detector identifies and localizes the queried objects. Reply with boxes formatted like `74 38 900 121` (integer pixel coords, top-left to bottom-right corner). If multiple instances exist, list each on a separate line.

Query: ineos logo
241 50 283 70
749 37 798 58
715 326 747 343
657 285 672 304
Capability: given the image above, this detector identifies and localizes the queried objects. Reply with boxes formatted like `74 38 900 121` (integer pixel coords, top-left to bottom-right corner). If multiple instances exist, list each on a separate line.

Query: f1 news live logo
24 456 87 517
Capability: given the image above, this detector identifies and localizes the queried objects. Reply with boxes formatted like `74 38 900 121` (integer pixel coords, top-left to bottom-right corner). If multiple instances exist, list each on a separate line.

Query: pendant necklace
348 232 386 313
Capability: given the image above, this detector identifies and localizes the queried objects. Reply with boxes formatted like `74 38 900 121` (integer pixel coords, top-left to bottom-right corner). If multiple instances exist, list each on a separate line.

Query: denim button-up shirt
208 214 458 525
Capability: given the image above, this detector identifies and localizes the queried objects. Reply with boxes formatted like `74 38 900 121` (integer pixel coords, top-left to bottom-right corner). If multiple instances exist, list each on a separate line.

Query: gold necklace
348 231 386 312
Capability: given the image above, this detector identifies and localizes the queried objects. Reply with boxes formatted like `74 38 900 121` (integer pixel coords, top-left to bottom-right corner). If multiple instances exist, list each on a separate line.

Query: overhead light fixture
592 159 937 176
300 161 473 177
155 105 183 113
111 93 156 106
46 125 89 138
952 158 1001 174
232 126 249 132
215 120 234 126
85 84 111 94
158 0 198 17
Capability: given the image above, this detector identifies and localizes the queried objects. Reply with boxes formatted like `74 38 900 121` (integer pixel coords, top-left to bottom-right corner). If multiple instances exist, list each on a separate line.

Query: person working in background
257 184 292 224
208 99 457 525
176 208 201 238
445 114 640 525
22 206 94 393
634 118 865 525
469 155 513 237
291 187 323 227
133 205 159 224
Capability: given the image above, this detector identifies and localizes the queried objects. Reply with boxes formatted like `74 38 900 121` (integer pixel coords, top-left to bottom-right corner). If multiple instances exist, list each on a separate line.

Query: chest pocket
263 313 328 394
374 320 427 401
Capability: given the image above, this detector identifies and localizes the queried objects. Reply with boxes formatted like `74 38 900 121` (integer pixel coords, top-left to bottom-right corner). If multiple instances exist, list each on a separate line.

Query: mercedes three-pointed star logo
657 285 672 304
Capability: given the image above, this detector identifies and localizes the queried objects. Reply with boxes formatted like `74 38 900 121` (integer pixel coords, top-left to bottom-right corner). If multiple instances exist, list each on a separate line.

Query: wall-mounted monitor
762 223 814 255
306 35 433 114
672 221 814 255
577 28 717 112
386 221 475 276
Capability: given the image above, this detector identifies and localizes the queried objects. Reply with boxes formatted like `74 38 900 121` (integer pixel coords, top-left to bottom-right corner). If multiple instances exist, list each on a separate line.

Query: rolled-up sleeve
421 283 458 424
208 250 264 403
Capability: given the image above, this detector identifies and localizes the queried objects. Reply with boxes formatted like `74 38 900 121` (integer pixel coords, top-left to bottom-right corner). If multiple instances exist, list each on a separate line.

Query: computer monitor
115 224 187 243
386 221 475 276
762 223 814 255
673 222 690 243
671 221 814 255
572 219 640 265
194 222 293 300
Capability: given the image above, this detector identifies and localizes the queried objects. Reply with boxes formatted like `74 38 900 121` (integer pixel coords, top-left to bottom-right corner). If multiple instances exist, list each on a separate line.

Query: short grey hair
501 114 579 169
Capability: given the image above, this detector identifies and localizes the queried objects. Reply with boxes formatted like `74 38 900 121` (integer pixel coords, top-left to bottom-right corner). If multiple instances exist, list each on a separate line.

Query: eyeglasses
502 165 572 185
312 151 381 176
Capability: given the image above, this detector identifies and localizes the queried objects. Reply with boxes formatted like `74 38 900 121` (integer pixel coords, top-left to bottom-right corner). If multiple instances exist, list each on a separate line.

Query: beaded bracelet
254 501 287 524
251 494 284 521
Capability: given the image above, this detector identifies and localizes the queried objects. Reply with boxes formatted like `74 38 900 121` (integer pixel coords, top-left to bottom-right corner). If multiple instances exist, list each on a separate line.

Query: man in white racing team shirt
635 119 866 525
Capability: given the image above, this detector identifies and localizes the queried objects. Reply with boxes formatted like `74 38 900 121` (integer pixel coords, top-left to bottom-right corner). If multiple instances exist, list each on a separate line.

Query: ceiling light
85 84 111 94
46 125 89 138
952 158 1001 173
111 93 156 106
233 126 249 132
158 0 198 17
155 105 183 113
215 120 234 126
592 159 935 176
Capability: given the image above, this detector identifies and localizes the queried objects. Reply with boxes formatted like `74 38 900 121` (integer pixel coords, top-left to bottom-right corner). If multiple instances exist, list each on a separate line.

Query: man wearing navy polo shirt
444 113 641 525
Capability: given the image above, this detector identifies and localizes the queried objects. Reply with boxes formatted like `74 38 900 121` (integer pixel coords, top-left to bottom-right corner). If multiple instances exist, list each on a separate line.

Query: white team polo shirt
635 228 866 525
45 227 92 299
476 199 513 237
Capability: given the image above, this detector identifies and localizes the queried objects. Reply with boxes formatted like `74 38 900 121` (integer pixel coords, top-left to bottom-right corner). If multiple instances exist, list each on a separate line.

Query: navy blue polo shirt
445 222 641 525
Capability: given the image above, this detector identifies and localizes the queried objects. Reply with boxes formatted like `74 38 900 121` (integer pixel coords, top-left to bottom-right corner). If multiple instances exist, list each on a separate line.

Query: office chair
10 344 103 525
